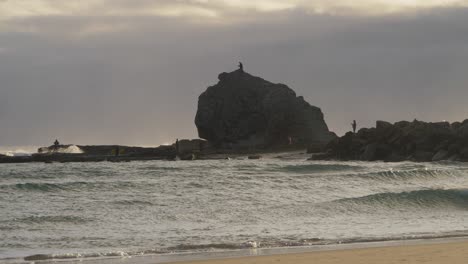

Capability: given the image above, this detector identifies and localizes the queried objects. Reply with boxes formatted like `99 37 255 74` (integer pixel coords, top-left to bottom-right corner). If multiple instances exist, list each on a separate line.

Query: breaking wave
336 189 468 209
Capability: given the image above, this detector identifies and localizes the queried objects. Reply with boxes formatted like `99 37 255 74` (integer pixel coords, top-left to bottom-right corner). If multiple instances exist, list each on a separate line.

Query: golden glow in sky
1 0 467 20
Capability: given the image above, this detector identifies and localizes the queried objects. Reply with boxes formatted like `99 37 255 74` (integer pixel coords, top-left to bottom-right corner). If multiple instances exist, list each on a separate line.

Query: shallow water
1 156 468 262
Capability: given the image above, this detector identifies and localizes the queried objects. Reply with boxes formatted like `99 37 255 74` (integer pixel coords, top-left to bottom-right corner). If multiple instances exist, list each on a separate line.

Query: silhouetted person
352 120 357 133
238 62 243 72
54 139 60 147
175 139 180 154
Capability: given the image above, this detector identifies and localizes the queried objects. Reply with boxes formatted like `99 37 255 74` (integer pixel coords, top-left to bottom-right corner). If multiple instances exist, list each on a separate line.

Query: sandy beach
172 240 468 264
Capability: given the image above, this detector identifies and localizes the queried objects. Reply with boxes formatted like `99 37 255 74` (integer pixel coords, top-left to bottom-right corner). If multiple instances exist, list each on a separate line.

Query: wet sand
171 240 468 264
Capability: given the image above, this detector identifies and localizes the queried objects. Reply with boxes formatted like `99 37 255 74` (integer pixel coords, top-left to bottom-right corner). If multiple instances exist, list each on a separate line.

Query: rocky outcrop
311 119 468 162
195 70 336 149
174 139 210 160
36 145 177 159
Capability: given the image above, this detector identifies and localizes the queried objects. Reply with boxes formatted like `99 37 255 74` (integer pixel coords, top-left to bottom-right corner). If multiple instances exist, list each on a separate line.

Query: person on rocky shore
352 120 357 133
238 62 243 72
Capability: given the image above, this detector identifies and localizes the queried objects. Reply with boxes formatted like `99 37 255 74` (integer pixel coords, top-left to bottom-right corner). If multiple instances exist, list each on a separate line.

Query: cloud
2 0 468 35
1 7 468 146
1 0 468 22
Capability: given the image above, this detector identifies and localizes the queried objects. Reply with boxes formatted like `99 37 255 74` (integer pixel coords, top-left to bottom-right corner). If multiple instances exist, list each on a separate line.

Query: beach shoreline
164 237 468 264
6 236 467 264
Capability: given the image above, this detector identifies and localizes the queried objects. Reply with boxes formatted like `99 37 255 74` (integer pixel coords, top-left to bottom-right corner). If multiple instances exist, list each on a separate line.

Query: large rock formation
311 119 468 162
195 70 335 149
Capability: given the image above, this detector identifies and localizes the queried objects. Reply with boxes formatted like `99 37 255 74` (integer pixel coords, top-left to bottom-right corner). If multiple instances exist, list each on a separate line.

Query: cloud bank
1 1 468 146
1 0 468 20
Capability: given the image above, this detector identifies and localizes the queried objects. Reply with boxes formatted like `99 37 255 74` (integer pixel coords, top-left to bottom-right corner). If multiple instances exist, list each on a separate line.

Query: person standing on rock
238 62 243 72
352 120 357 133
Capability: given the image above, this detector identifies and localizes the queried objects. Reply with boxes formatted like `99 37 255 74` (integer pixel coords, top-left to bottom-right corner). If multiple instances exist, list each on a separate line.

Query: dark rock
374 144 393 161
195 70 336 149
385 152 406 162
314 119 468 162
448 154 461 161
412 151 434 162
432 149 449 161
356 128 376 140
434 140 450 152
361 143 377 161
376 120 392 131
176 139 209 155
448 143 460 155
37 144 177 160
457 123 468 138
460 147 468 160
394 121 411 128
451 122 462 131
179 153 197 161
308 152 333 160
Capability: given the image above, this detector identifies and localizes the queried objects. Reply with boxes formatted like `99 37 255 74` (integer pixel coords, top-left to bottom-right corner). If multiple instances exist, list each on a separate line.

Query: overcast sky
1 0 468 147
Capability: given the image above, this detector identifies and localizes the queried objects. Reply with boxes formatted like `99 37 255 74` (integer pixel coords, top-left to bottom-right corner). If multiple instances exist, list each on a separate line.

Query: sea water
1 153 468 262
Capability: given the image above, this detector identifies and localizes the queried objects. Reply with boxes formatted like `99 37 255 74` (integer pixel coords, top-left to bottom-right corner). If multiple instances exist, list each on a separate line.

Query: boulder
376 120 393 131
457 123 468 138
361 143 377 161
195 70 336 149
308 152 333 160
412 151 434 162
432 149 449 161
448 154 461 161
176 139 208 155
460 147 468 160
315 119 468 163
448 143 461 156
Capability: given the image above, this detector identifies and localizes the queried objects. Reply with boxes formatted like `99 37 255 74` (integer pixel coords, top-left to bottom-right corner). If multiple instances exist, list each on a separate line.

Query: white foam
0 146 38 156
39 145 84 154
60 145 84 154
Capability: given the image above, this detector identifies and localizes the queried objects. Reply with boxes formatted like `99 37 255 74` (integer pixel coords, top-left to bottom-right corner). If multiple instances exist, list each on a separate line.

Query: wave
0 181 141 192
278 164 364 173
11 182 71 192
14 215 91 224
139 165 183 171
112 199 155 206
24 251 132 261
353 168 461 181
336 189 468 209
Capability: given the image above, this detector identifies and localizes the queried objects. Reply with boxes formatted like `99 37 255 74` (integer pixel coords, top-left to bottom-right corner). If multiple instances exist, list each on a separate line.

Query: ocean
1 153 468 263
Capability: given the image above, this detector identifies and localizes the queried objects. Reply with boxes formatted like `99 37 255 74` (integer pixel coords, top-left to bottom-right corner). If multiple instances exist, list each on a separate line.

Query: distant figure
175 139 180 154
54 139 60 147
351 120 357 133
238 62 243 72
115 146 120 157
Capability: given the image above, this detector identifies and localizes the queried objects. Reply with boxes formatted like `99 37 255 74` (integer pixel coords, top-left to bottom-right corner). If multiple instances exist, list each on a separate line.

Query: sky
1 0 468 147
